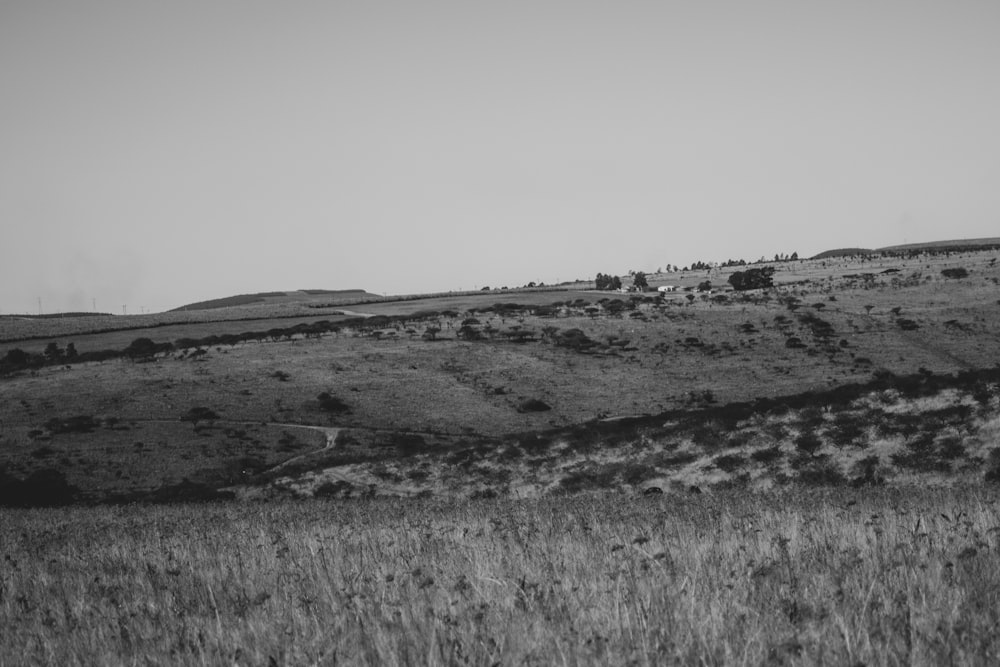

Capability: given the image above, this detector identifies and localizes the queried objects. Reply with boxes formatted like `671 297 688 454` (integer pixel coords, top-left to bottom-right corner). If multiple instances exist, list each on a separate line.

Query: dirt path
111 418 432 496
897 329 976 370
259 423 340 474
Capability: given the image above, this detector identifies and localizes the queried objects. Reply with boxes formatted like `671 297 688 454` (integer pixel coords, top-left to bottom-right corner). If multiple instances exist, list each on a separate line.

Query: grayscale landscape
3 241 1000 664
3 1 1000 664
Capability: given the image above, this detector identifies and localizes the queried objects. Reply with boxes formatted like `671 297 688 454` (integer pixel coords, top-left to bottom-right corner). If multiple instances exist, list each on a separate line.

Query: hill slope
172 289 379 312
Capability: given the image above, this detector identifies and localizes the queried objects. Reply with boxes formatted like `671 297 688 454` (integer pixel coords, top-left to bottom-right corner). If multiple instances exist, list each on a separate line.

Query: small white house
657 285 678 293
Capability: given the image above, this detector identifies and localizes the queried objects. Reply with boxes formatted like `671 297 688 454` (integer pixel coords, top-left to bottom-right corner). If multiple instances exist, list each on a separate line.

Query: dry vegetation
2 249 999 503
4 488 1000 665
2 245 1000 664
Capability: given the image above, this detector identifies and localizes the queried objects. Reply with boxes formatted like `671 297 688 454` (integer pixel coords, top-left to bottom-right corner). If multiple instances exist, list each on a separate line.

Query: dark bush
795 432 823 457
313 480 355 498
890 435 952 472
713 453 746 473
751 446 784 464
456 324 483 341
851 455 886 486
393 433 427 456
45 415 101 434
125 337 172 359
798 460 847 486
517 398 552 413
148 479 235 503
180 407 220 423
828 415 867 448
317 393 351 414
553 328 600 353
0 348 38 374
941 267 969 279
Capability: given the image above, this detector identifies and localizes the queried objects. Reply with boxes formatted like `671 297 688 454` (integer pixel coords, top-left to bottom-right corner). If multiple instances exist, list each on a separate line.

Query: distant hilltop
812 237 1000 260
171 289 380 312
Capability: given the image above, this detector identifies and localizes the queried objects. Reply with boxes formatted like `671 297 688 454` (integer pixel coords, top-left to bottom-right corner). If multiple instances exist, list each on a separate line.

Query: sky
2 0 999 314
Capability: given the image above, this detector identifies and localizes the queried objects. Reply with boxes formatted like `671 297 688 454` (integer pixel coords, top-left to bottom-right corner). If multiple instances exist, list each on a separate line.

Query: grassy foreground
4 488 1000 665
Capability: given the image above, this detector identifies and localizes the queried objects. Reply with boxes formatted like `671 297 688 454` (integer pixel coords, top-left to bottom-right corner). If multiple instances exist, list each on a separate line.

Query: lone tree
632 272 648 291
728 267 775 291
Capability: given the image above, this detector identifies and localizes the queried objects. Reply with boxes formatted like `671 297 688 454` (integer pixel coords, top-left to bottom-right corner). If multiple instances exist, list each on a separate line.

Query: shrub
317 393 351 414
751 446 784 464
851 455 886 486
798 460 847 486
45 415 101 434
180 407 220 423
795 432 823 457
393 433 427 456
124 337 172 359
828 415 867 448
517 398 552 413
713 453 746 473
941 267 969 279
553 329 600 353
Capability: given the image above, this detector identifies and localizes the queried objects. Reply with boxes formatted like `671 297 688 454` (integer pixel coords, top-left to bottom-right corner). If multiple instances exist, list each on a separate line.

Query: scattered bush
798 460 847 486
751 446 784 464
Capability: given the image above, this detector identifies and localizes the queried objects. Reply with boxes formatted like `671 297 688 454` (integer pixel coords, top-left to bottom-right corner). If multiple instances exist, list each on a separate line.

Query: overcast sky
2 0 999 313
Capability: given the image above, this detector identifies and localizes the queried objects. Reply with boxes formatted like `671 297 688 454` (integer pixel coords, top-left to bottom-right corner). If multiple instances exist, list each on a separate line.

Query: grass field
4 488 1000 665
3 245 1000 664
2 250 1000 503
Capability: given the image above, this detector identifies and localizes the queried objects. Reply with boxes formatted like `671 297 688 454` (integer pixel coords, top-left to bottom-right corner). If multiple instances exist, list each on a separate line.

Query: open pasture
2 251 999 502
3 488 1000 665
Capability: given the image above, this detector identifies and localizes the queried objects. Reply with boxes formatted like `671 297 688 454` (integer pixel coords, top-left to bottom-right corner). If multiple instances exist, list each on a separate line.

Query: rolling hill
171 289 380 311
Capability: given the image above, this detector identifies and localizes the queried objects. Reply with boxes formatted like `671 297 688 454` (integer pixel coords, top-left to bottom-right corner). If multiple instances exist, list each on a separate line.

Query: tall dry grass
3 488 1000 665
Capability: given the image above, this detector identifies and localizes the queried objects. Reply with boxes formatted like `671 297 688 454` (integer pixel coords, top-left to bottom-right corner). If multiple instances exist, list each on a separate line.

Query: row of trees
728 267 776 291
595 273 622 290
596 272 650 291
657 252 798 274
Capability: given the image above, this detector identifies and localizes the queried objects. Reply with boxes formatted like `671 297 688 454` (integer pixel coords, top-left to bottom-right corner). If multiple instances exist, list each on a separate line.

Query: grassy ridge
4 488 999 665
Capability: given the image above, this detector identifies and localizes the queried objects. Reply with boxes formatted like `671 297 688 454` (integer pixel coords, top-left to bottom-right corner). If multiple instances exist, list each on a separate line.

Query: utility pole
37 297 41 315
122 305 126 315
92 298 96 312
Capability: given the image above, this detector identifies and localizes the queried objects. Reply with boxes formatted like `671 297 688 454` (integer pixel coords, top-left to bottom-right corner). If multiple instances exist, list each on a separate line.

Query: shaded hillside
813 237 1000 260
810 248 873 259
878 237 1000 254
172 289 378 312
